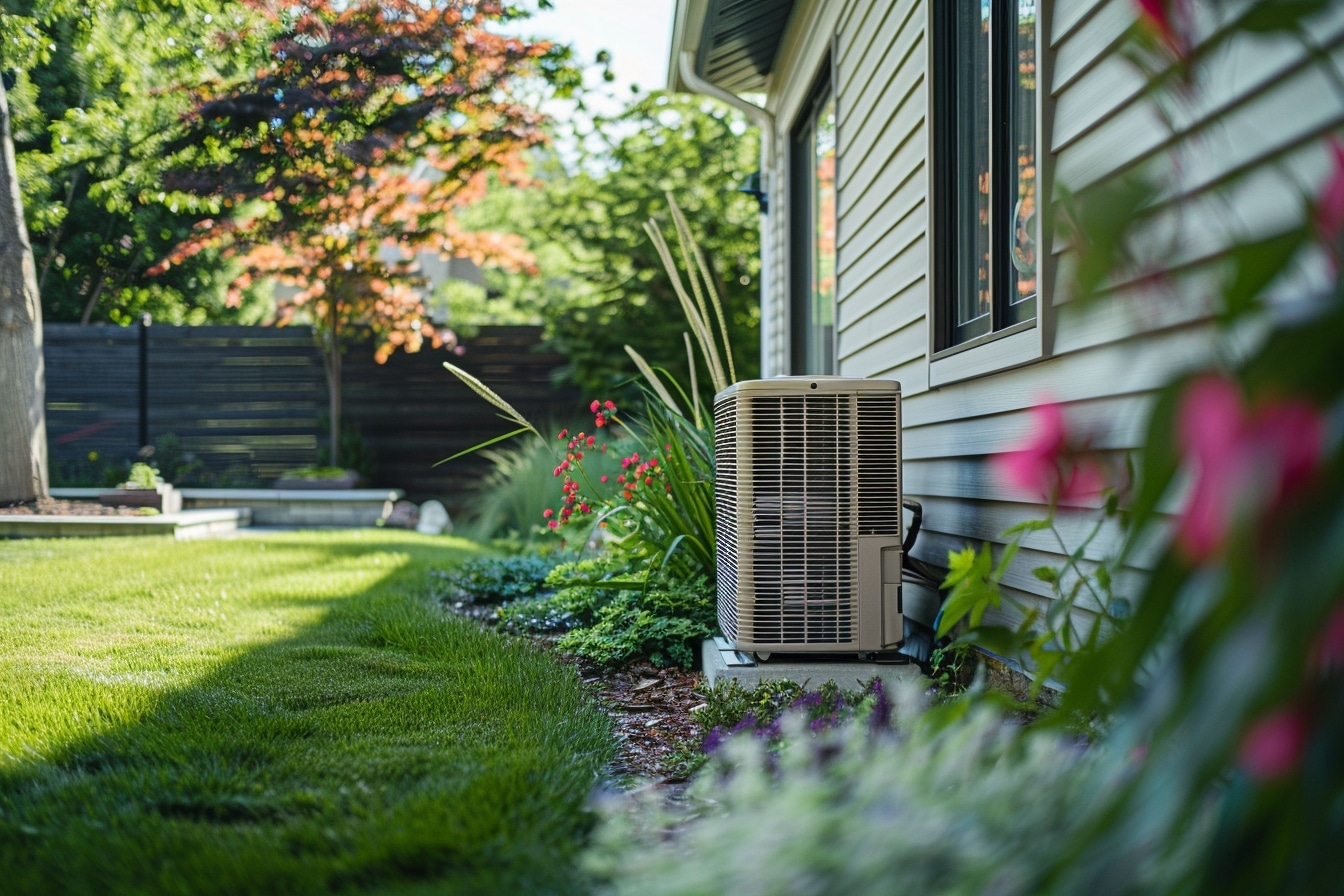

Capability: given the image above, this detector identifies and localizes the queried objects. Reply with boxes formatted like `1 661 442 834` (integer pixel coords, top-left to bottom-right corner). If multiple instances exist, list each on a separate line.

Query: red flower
1238 706 1310 781
995 402 1106 504
600 475 608 483
590 399 600 413
1314 137 1344 270
1175 376 1325 562
542 508 553 519
548 520 559 530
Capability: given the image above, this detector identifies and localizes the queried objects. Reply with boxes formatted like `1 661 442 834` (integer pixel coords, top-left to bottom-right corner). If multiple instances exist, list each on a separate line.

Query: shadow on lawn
0 532 611 895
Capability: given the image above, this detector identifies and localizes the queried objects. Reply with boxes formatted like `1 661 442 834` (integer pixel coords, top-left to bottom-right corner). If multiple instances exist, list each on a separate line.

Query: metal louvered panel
714 394 740 642
857 394 902 535
713 377 903 653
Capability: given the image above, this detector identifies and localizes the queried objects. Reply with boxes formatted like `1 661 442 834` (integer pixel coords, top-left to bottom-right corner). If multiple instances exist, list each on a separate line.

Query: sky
517 0 677 115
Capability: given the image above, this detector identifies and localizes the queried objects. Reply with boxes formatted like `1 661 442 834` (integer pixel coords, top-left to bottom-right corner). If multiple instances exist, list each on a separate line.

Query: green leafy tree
3 0 266 326
457 92 762 406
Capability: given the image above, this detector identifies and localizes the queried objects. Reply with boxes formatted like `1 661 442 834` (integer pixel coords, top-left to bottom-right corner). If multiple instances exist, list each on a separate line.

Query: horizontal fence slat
43 323 577 510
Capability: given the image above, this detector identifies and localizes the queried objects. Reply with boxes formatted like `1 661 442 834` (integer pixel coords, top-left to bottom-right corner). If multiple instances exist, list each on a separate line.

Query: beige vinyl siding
752 0 1344 627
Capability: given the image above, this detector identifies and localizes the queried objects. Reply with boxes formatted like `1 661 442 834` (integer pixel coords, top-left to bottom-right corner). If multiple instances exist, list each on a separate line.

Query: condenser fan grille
748 395 858 644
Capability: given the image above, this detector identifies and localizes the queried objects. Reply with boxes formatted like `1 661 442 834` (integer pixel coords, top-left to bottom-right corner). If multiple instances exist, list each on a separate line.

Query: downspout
678 51 778 379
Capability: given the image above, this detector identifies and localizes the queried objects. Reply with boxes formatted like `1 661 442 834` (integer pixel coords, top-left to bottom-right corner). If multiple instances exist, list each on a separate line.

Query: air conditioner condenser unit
713 376 903 656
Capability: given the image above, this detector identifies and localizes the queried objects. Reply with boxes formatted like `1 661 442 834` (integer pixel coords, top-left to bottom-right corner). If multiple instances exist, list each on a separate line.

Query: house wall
761 0 1344 624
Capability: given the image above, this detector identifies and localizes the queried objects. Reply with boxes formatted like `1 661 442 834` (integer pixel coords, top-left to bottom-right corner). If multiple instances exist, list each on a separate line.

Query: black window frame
931 0 1038 354
789 55 838 376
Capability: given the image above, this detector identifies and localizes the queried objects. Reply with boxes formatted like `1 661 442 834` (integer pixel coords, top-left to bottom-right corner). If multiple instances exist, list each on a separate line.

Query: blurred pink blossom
1314 138 1344 269
1134 0 1193 59
1175 376 1326 562
1238 706 1309 781
995 402 1107 504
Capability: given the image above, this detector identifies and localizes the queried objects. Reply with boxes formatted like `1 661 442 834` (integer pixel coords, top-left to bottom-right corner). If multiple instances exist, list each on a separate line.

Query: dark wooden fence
44 323 578 508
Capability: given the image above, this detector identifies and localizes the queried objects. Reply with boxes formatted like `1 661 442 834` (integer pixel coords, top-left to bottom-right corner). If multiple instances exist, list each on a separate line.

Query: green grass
0 531 613 894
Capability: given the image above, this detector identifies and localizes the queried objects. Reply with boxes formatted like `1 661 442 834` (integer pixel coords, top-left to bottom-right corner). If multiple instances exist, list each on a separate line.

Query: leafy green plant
432 554 562 606
935 434 1129 712
495 555 628 634
122 462 162 489
928 643 976 698
554 573 717 669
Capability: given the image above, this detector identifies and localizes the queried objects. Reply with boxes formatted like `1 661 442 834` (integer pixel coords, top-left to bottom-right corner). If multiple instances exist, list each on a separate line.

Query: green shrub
493 557 717 669
432 554 562 605
553 573 717 668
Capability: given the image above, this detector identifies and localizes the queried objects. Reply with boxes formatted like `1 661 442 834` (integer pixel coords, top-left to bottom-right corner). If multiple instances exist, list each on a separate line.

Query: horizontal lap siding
835 0 927 387
804 0 1344 626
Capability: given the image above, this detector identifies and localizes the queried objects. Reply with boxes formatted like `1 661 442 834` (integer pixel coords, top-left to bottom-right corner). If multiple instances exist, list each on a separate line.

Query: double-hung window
931 0 1038 357
790 62 837 375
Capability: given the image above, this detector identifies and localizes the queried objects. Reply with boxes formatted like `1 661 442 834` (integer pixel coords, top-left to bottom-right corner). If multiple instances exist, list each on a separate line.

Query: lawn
0 531 612 894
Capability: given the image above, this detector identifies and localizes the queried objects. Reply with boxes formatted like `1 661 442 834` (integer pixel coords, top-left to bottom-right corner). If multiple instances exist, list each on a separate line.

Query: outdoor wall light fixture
738 170 768 214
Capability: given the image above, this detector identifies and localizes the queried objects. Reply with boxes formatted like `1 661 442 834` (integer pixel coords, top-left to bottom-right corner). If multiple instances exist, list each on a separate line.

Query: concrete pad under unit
702 637 926 691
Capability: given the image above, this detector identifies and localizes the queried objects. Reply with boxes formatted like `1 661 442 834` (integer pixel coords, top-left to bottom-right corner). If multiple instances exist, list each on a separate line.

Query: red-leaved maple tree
154 0 560 466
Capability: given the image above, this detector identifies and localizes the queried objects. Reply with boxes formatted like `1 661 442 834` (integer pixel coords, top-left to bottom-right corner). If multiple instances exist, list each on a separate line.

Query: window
790 63 837 375
932 0 1037 353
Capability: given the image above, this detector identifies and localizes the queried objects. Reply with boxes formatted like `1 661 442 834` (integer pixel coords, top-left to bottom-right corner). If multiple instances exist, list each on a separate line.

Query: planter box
100 483 182 514
271 470 361 490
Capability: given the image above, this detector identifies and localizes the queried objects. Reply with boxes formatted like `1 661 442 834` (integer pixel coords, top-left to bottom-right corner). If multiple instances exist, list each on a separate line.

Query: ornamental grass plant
0 531 611 894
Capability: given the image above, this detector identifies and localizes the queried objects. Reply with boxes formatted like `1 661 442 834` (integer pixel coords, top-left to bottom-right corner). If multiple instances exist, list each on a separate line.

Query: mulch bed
569 657 704 783
0 497 143 517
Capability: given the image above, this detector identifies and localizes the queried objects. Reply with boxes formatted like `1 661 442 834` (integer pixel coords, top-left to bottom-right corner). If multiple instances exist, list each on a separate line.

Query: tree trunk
324 292 342 469
0 79 49 504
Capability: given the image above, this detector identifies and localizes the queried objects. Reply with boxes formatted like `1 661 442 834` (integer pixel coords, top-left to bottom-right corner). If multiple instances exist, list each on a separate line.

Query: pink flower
547 520 559 530
1175 376 1325 562
542 508 553 519
1314 138 1344 269
995 402 1107 504
590 399 600 413
1238 707 1310 780
604 400 616 411
1134 0 1192 59
600 475 608 483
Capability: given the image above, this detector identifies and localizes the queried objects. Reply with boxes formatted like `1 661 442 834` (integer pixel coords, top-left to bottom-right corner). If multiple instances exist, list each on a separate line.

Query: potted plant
99 462 182 513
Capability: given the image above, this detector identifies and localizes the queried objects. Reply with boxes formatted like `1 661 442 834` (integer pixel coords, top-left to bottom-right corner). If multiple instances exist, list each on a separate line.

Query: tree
455 92 762 408
4 0 268 326
0 74 47 503
156 0 569 466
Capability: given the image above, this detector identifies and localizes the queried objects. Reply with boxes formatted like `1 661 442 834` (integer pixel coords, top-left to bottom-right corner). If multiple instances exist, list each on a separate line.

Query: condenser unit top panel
715 376 901 402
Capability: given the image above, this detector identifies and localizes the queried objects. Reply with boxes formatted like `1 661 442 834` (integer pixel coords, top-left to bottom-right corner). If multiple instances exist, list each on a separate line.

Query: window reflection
812 96 836 373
